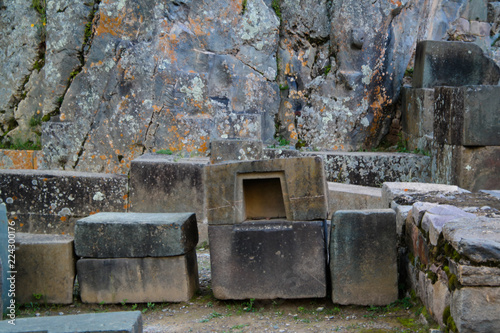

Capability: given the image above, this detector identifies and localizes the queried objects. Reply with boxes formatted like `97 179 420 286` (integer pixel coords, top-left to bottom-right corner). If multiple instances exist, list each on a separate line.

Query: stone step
0 311 142 332
327 182 383 218
75 212 198 258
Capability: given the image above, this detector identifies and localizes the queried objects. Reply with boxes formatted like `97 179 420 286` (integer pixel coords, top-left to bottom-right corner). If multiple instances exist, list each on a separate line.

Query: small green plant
404 67 414 78
69 70 80 80
131 303 138 310
32 293 43 300
29 115 42 127
120 299 128 306
271 0 281 20
243 298 255 312
0 137 41 150
147 302 155 311
200 311 223 323
156 149 173 155
207 301 213 308
396 132 408 153
279 83 289 90
241 0 247 14
324 64 332 75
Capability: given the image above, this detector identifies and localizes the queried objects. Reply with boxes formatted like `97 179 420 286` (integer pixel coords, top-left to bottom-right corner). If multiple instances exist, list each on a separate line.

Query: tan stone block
16 233 75 304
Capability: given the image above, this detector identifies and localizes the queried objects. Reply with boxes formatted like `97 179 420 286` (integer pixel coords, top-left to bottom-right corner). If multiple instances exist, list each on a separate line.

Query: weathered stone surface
0 170 128 234
75 213 198 258
304 152 431 187
78 251 198 304
401 87 435 152
206 157 327 225
450 259 500 286
129 154 208 243
210 139 263 164
381 182 465 208
0 204 8 317
331 210 398 305
15 233 75 304
418 272 451 327
434 86 500 146
327 182 383 218
432 144 500 191
0 311 143 333
413 41 500 88
263 148 301 159
396 205 412 240
411 202 439 227
406 214 430 266
443 217 500 263
421 205 476 245
209 221 326 300
0 149 41 170
451 287 500 333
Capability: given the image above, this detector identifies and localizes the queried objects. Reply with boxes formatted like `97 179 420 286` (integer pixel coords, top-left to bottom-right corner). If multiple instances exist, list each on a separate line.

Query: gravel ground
17 249 436 332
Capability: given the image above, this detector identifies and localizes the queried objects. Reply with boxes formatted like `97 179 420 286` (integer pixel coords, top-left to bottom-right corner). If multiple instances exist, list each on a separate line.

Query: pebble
59 312 64 316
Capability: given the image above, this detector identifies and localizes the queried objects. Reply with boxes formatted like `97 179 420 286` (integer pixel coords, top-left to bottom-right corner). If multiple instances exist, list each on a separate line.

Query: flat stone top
383 182 463 194
131 153 210 165
328 182 382 197
16 232 74 244
78 212 195 225
304 151 424 157
0 311 142 332
0 169 127 179
443 217 500 263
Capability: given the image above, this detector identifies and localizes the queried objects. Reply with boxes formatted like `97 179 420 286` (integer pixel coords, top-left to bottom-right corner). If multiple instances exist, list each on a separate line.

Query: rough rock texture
327 182 383 218
210 139 263 164
75 212 198 258
0 149 41 169
451 287 500 333
1 0 490 173
401 88 434 152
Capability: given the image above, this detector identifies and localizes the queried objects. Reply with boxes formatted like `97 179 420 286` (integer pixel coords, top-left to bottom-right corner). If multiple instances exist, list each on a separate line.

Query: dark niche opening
243 178 286 220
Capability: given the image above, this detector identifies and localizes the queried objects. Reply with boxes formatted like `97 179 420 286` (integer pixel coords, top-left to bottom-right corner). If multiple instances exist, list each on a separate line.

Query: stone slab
330 210 398 305
129 154 208 244
449 259 500 286
442 217 500 264
0 170 128 234
78 252 198 304
303 152 431 187
405 214 430 266
0 204 8 317
395 205 412 241
75 213 198 258
451 287 500 333
381 182 464 208
0 311 142 332
210 139 263 164
263 148 301 160
327 182 383 218
209 221 327 300
401 88 435 151
421 205 476 246
206 157 328 225
15 233 75 304
434 86 500 146
413 40 500 88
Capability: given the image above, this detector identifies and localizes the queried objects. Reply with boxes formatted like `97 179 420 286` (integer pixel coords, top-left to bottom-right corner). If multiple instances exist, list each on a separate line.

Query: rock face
1 0 492 172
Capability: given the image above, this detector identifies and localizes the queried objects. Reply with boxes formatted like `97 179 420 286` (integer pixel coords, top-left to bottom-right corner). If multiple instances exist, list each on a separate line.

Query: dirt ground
17 249 437 332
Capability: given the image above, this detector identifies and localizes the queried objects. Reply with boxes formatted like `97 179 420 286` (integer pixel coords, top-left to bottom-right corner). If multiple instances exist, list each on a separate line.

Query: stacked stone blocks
75 212 199 304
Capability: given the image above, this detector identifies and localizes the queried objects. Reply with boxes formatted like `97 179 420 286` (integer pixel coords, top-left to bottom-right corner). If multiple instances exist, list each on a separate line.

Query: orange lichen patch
0 150 42 170
95 6 142 39
390 0 402 6
158 29 179 64
122 194 128 200
20 223 24 227
60 113 66 121
290 131 298 140
60 216 67 222
404 189 409 192
100 155 107 160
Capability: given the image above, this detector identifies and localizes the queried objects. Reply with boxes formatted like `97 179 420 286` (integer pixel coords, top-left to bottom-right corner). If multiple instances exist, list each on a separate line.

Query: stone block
401 88 435 150
434 86 500 146
0 204 8 317
129 154 209 244
451 287 500 333
75 213 198 258
405 215 430 266
416 272 451 327
381 182 464 208
449 259 500 286
206 157 328 225
327 182 383 218
0 311 143 333
304 152 431 187
465 0 488 21
330 210 398 305
442 217 500 264
395 205 412 241
421 205 475 245
15 233 75 304
263 148 301 159
209 221 327 300
210 139 263 164
413 40 500 88
0 170 128 234
411 202 439 227
78 251 198 304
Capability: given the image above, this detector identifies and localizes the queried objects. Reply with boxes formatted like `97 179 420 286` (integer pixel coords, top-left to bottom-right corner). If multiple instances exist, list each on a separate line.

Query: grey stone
416 272 451 327
464 0 488 21
481 190 500 200
0 170 128 235
78 252 198 304
263 148 301 159
304 152 431 187
411 202 439 227
413 41 500 88
0 204 8 318
395 205 412 240
330 210 398 306
209 221 327 300
421 205 476 245
75 213 198 258
381 182 464 208
210 139 263 164
206 157 328 225
406 214 430 266
401 88 435 152
0 311 143 333
129 154 208 244
15 233 75 304
450 259 500 286
451 287 500 333
327 182 383 219
442 217 500 263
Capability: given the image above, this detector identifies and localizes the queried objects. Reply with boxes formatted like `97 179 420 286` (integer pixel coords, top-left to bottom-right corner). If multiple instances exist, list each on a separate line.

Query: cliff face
0 0 495 173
